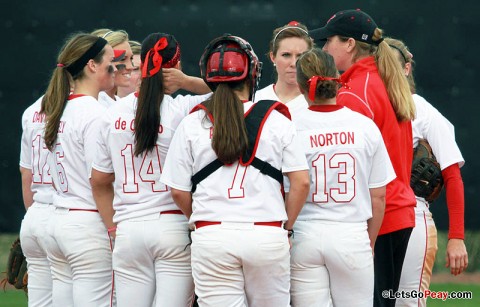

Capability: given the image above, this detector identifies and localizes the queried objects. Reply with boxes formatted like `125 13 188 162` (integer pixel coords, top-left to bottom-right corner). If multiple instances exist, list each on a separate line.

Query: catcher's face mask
199 34 262 99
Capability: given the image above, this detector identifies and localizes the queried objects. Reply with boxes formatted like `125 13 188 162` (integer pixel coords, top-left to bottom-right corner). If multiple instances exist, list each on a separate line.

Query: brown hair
134 33 179 156
42 33 106 150
203 81 249 164
296 48 339 101
269 22 313 57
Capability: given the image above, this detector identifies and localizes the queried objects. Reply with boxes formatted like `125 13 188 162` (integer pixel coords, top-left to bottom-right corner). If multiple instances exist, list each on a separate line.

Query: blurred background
1 1 478 234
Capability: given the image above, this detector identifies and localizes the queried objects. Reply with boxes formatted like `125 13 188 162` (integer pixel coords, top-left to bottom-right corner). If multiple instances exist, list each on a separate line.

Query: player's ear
346 38 356 53
404 62 412 77
269 52 275 65
86 59 97 73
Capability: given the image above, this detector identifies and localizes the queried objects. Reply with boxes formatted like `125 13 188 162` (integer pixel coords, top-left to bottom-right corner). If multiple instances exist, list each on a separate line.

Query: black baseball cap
309 9 380 45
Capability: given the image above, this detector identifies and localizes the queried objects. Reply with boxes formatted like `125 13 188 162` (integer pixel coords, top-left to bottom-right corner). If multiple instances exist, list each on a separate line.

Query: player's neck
73 81 100 100
274 81 301 103
104 87 118 100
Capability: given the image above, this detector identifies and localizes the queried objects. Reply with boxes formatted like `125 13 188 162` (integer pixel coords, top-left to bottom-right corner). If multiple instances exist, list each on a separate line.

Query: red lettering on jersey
32 111 46 123
209 127 214 139
130 119 135 132
58 121 66 133
115 117 127 130
158 124 163 134
310 131 355 148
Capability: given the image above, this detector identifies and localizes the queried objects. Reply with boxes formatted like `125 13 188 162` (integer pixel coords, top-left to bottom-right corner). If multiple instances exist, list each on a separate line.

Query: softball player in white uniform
19 95 55 307
42 34 116 307
290 48 396 307
397 95 466 307
91 31 211 307
161 34 310 307
386 37 468 307
92 29 134 108
254 21 312 120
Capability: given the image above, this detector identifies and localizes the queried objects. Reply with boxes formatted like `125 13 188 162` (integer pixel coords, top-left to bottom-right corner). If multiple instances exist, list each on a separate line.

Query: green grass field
1 233 479 306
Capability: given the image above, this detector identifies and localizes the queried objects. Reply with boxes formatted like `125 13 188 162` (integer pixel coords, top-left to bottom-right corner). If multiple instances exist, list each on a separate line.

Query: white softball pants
396 199 437 307
290 220 373 307
45 208 113 307
20 202 54 307
113 212 194 307
191 223 290 307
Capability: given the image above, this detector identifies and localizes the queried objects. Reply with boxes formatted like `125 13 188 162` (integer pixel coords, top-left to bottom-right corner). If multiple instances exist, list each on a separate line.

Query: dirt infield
431 272 480 284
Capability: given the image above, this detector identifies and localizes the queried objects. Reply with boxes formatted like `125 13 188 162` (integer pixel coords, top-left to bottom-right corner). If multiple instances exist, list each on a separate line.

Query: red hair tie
142 37 168 78
307 76 342 101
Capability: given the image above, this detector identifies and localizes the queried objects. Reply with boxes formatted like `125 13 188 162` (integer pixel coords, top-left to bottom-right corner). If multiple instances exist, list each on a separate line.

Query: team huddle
18 8 468 307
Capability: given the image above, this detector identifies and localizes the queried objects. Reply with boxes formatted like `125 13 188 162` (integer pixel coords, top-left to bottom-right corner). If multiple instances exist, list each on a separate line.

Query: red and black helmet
199 34 262 99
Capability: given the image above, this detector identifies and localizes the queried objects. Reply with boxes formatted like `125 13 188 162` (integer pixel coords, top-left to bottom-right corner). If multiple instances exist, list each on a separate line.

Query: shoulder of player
253 84 275 102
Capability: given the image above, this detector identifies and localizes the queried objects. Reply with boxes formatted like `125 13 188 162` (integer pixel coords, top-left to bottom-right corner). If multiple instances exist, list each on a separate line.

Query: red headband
141 37 168 78
307 76 342 101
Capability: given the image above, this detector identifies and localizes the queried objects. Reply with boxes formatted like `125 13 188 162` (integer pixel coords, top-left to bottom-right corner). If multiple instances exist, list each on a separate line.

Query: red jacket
338 56 416 235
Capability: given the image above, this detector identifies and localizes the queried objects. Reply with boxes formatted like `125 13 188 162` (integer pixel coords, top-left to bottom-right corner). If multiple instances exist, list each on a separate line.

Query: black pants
373 227 413 307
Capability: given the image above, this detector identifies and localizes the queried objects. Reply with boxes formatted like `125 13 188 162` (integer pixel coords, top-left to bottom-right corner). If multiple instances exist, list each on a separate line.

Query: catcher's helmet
199 34 262 99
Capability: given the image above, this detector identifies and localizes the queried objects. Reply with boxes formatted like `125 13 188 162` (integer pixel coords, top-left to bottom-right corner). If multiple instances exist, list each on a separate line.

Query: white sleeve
424 108 464 169
160 121 194 191
82 107 105 178
92 113 114 173
281 120 308 173
369 127 396 188
19 110 31 169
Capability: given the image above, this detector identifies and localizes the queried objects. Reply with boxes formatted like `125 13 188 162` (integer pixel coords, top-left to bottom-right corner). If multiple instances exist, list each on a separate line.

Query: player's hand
163 68 186 94
445 238 468 276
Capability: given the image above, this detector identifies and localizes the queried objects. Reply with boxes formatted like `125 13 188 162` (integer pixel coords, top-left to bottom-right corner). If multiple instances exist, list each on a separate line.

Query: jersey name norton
161 101 309 224
295 105 396 222
412 94 464 170
254 84 308 120
92 92 211 223
19 96 56 204
48 95 106 209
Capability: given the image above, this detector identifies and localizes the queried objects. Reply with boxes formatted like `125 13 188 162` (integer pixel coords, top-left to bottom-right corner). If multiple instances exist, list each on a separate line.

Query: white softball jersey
19 96 56 204
412 94 464 170
47 95 106 210
98 91 119 108
161 101 308 224
254 84 308 120
92 92 211 223
295 106 396 222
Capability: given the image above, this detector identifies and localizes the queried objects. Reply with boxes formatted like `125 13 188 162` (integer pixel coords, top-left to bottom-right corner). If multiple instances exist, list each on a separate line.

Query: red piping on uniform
69 208 99 212
418 211 428 306
195 221 282 229
161 210 183 215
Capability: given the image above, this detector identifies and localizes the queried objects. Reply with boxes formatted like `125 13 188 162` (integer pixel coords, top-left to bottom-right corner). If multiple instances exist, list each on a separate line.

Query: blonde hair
349 28 415 121
91 28 129 48
384 37 416 94
129 40 141 55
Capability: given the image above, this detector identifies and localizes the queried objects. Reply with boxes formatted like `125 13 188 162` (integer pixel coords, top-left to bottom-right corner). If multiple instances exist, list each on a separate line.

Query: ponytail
134 72 164 156
372 29 415 121
204 82 248 164
42 67 71 150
